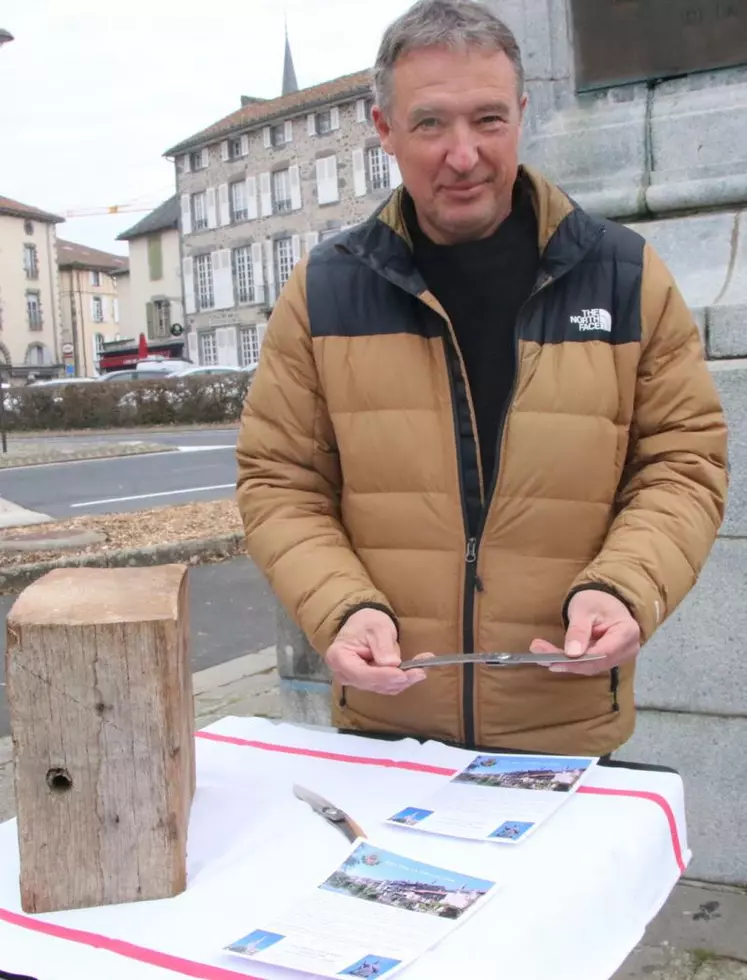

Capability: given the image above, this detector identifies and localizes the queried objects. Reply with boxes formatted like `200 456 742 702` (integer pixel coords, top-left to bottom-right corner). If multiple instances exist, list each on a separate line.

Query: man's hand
325 608 429 694
530 589 641 675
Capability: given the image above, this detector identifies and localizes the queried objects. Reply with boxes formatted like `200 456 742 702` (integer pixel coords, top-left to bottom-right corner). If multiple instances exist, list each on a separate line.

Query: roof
56 239 129 272
282 32 299 96
0 195 64 224
116 196 180 241
165 68 372 156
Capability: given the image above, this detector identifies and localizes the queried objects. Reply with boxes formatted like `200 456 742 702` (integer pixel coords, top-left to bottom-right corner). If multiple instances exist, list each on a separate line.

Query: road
2 427 240 517
0 556 276 738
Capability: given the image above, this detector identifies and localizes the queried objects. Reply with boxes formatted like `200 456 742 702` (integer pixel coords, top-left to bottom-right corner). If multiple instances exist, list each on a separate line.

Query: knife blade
400 651 606 670
293 784 367 842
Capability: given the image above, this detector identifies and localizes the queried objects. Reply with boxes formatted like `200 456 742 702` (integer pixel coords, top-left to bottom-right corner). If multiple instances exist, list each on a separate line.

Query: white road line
175 445 236 452
71 484 236 508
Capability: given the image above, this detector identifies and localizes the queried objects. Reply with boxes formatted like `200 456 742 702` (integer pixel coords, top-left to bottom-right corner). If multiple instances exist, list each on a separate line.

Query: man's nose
444 123 479 174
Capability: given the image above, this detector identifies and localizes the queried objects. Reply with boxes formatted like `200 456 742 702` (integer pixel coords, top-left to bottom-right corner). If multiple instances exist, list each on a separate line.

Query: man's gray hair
373 0 525 116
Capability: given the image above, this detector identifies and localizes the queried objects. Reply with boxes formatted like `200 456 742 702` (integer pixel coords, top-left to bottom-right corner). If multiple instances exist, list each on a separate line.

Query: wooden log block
5 564 196 914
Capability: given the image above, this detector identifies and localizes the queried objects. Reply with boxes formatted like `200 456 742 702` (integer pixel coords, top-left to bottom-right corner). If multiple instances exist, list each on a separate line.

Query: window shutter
240 134 249 156
218 183 230 226
307 113 316 136
355 99 366 123
246 175 258 220
260 172 272 216
330 106 340 131
201 147 209 168
206 187 218 229
289 164 302 210
263 239 275 305
263 126 271 148
284 120 293 143
146 301 155 337
89 296 95 320
353 148 367 197
220 140 229 162
187 330 198 362
212 249 233 310
305 231 319 252
182 257 196 314
388 153 402 188
180 193 192 234
182 154 191 174
113 298 119 323
222 325 239 366
251 242 264 303
316 156 338 205
256 322 268 351
291 234 301 266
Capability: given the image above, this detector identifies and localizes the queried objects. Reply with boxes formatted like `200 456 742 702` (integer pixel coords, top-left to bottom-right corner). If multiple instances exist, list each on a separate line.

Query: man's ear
372 105 395 155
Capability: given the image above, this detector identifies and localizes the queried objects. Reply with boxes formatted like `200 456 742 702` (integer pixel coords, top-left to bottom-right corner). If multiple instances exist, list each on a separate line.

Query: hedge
1 373 253 432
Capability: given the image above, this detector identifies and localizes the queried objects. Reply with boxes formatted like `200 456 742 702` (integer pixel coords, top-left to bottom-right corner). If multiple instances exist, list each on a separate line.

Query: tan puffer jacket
235 166 728 756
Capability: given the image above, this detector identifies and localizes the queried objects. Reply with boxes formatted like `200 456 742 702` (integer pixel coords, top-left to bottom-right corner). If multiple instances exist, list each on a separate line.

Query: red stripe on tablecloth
577 785 687 873
196 731 686 871
0 908 258 980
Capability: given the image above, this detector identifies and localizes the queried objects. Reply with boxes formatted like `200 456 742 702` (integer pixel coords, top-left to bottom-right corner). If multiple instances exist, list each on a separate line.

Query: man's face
373 45 526 245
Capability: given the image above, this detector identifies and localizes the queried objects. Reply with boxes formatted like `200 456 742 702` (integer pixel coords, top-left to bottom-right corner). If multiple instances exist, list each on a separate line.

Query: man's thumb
367 621 401 667
565 613 593 659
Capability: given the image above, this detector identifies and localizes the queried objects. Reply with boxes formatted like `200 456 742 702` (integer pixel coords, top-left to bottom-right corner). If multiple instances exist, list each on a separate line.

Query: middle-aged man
236 0 728 756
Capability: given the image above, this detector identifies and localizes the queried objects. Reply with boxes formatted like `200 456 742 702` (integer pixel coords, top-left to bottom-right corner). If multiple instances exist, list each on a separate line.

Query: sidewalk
0 649 744 979
0 436 172 468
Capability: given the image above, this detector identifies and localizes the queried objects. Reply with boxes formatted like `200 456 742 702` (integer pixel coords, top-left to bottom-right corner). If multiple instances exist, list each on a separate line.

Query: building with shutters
116 196 183 344
57 240 128 377
0 195 64 382
164 40 402 368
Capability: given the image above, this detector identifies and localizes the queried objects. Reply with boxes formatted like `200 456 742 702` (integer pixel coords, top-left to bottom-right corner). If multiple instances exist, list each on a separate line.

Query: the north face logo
570 308 612 333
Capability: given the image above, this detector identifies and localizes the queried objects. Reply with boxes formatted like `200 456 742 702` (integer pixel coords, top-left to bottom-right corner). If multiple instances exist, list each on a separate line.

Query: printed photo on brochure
384 752 598 844
224 839 500 978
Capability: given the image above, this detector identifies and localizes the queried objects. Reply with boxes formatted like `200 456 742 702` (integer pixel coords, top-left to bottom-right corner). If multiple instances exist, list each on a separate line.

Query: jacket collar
336 164 605 294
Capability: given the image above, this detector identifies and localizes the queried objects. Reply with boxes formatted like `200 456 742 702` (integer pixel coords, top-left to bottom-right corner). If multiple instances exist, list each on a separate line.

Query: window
367 146 390 191
271 123 286 147
239 326 260 367
91 270 101 287
92 296 104 323
24 220 34 235
230 181 248 222
147 235 163 280
23 244 38 280
316 110 333 135
194 254 214 310
274 238 293 289
199 331 218 366
26 291 42 330
190 149 207 170
229 137 243 160
26 343 52 365
272 169 292 213
192 192 208 231
233 246 258 304
148 299 171 338
94 333 105 368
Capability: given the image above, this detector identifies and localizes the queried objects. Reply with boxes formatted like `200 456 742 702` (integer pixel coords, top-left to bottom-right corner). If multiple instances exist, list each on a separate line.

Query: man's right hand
325 608 428 695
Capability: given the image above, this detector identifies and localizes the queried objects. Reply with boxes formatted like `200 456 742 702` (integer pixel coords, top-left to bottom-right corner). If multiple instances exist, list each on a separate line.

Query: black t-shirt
404 176 540 488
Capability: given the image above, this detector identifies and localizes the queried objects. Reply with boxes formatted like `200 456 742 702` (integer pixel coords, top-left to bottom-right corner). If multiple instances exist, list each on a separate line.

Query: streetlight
0 29 14 48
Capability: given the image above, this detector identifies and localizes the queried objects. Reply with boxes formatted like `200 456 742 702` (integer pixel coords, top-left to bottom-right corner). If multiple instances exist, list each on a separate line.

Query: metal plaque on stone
570 0 747 92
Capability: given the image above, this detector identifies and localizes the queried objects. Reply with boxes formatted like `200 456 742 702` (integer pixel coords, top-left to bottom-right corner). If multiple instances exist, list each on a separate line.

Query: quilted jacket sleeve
565 243 728 643
235 258 396 656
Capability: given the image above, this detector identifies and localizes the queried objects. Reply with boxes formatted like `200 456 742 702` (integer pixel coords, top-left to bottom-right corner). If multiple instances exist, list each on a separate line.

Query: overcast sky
0 0 412 255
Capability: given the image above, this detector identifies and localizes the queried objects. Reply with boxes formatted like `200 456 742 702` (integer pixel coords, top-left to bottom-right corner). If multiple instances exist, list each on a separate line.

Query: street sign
65 363 75 376
570 0 747 91
62 343 74 356
170 323 184 337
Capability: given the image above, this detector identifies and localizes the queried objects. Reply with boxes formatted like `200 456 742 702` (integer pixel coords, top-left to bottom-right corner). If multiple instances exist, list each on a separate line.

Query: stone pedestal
275 1 747 884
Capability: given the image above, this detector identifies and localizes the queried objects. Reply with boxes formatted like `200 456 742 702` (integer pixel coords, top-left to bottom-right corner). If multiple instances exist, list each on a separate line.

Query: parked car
102 358 195 382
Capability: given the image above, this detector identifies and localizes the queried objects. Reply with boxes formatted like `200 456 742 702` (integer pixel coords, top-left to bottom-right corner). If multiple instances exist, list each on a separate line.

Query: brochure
224 839 499 977
385 752 597 844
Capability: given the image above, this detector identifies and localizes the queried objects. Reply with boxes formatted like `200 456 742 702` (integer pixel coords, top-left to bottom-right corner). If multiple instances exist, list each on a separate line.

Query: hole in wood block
46 768 73 793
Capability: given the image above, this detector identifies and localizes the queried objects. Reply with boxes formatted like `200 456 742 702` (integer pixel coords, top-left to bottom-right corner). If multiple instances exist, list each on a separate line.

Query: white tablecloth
0 715 689 980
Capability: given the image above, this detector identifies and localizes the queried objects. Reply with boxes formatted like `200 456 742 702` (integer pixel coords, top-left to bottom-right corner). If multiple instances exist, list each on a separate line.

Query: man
236 0 727 756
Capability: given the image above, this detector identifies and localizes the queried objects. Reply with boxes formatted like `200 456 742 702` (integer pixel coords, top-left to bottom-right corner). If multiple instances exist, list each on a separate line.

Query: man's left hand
530 589 641 675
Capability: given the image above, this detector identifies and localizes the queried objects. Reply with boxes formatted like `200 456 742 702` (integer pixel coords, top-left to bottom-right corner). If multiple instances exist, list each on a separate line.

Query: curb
0 443 173 470
0 532 245 594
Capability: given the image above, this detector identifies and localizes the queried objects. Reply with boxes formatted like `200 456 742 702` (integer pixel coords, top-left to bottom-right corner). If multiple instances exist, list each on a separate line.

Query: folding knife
293 784 367 842
399 651 605 670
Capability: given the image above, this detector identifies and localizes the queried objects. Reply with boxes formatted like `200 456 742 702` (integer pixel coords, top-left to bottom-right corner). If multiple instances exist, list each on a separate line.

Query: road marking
71 484 235 508
175 445 236 452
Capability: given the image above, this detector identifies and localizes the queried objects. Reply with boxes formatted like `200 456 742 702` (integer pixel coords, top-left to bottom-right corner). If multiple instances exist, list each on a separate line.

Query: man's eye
417 118 440 130
479 115 506 125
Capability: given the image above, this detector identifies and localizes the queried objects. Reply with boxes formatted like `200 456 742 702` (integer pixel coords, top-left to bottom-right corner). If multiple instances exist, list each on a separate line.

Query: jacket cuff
336 602 400 640
561 583 637 630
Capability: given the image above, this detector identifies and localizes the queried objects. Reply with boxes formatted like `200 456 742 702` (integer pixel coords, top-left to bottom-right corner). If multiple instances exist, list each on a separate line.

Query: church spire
281 18 298 96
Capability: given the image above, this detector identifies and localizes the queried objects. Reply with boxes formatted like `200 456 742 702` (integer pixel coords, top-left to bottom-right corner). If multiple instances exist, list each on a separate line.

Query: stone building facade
165 70 400 369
